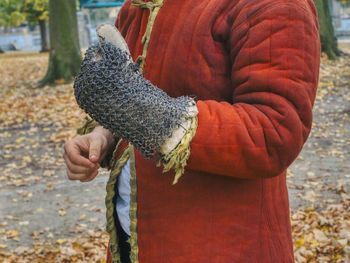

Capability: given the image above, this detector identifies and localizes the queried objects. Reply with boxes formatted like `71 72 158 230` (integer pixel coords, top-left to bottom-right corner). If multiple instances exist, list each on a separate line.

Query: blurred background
0 0 122 52
0 0 349 262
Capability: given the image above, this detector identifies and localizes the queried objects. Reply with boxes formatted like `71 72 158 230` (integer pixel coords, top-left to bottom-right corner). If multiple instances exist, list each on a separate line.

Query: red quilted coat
106 0 320 262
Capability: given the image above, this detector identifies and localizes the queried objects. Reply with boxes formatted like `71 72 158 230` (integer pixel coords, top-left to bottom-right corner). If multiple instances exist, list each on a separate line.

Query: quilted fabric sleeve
187 0 321 178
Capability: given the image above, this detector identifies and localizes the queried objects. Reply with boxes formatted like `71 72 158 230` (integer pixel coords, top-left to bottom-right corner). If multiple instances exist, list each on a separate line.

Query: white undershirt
116 160 131 236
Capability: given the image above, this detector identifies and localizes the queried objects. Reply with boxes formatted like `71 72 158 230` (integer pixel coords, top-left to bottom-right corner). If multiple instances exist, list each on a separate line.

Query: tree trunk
38 19 49 52
314 0 341 59
40 0 82 86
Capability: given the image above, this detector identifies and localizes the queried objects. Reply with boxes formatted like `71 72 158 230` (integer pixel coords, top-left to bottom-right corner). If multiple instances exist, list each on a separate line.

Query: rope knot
132 0 163 10
136 55 146 68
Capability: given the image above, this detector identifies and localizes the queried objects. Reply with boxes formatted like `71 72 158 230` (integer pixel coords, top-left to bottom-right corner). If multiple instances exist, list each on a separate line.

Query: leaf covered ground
0 51 349 262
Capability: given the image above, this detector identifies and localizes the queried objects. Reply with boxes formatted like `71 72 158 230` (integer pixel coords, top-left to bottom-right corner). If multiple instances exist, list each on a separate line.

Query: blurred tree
0 0 25 28
314 0 341 59
40 0 82 86
0 0 49 52
21 0 49 52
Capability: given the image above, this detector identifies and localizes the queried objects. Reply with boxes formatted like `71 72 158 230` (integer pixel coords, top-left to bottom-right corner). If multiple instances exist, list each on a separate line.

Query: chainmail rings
74 41 194 158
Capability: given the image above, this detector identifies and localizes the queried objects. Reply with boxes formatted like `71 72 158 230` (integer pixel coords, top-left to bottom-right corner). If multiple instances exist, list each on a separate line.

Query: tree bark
40 0 82 86
314 0 341 59
38 19 49 52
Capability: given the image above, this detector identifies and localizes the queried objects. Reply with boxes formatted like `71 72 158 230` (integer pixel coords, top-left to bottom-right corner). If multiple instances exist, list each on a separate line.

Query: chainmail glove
74 24 197 159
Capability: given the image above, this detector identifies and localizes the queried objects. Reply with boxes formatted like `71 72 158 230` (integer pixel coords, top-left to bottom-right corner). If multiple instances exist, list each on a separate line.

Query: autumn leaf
59 208 67 216
7 230 19 239
56 239 67 245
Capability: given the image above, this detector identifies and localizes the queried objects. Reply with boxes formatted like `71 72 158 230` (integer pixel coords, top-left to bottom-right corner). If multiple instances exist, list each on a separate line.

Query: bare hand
63 127 114 182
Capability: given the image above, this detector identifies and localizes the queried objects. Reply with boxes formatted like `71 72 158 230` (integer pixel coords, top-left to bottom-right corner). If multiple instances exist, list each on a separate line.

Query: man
64 0 321 262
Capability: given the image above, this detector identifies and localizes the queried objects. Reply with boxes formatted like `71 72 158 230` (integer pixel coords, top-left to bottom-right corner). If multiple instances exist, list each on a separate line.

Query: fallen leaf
56 239 67 245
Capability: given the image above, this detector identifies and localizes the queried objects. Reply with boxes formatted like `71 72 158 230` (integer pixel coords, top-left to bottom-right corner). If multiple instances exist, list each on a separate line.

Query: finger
64 152 99 171
66 167 98 181
64 143 95 168
88 138 104 163
64 153 99 174
80 169 99 182
66 168 86 181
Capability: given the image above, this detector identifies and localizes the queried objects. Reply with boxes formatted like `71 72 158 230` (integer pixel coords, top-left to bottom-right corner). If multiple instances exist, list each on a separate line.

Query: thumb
88 138 103 163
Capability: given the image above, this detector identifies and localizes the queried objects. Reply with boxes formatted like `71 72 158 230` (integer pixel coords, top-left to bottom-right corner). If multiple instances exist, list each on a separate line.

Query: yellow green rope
131 0 164 73
106 145 131 262
128 145 139 263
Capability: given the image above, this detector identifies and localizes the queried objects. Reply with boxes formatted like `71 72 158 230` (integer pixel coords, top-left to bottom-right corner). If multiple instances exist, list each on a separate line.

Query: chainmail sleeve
74 41 195 159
